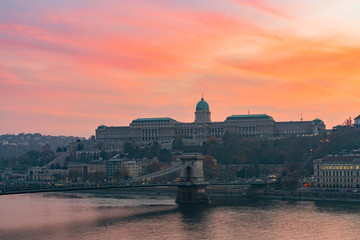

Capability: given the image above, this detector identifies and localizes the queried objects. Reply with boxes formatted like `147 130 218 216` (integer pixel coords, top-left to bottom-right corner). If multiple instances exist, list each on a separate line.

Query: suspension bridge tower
175 153 209 204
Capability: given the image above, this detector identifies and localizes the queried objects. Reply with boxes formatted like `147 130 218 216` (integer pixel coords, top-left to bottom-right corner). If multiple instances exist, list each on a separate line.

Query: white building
314 155 360 189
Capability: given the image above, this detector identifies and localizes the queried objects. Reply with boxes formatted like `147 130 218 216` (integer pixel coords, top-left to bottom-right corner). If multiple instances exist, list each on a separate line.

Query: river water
1 191 360 240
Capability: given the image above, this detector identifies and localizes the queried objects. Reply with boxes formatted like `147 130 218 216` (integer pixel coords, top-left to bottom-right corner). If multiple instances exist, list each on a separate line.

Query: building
96 97 326 145
121 159 144 178
314 155 360 189
354 115 360 127
67 162 88 175
106 156 123 181
87 160 106 174
26 167 69 181
105 154 156 180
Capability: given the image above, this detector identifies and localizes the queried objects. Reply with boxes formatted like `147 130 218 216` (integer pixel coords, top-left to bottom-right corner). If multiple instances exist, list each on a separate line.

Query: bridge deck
0 181 268 195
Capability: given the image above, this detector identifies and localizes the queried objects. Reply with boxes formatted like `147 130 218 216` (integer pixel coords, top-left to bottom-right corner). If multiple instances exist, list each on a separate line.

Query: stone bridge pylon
175 153 209 204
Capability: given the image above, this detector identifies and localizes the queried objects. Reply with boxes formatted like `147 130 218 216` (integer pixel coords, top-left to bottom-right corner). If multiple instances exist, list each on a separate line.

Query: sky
1 0 360 137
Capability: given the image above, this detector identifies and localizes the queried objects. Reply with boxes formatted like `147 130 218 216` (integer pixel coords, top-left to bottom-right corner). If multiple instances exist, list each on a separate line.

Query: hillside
0 133 85 158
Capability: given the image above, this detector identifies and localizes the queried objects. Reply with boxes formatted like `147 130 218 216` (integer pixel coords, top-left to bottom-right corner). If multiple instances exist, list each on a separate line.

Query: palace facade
95 98 325 145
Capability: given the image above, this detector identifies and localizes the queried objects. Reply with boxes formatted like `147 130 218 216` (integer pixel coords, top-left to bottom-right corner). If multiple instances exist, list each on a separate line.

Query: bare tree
343 117 352 127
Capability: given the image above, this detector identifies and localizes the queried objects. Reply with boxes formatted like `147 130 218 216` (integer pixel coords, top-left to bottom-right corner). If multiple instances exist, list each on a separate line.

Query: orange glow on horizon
1 0 360 136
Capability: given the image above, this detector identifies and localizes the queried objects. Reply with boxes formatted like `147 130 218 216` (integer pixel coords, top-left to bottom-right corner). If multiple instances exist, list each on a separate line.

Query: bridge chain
134 162 191 181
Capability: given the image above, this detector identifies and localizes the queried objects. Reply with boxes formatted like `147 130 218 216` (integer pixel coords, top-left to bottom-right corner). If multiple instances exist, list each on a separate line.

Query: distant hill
0 133 85 158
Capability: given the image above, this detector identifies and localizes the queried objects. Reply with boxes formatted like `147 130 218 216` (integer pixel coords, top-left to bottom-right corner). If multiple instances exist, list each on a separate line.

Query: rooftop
321 155 360 162
131 117 177 124
97 125 129 129
226 114 273 121
276 121 312 124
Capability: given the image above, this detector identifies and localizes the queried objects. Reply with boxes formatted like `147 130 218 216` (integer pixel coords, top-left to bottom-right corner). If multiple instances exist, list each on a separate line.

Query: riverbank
78 186 360 203
2 183 360 203
262 189 360 202
208 188 360 203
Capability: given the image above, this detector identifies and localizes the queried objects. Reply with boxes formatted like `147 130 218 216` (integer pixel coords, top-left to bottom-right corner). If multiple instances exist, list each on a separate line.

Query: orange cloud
1 0 360 136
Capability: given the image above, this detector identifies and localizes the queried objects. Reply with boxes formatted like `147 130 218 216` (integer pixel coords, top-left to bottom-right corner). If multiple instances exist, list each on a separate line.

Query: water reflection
314 200 360 214
2 193 360 240
177 204 211 236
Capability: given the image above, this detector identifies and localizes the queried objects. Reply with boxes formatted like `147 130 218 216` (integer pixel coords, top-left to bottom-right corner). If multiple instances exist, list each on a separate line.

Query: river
1 191 360 240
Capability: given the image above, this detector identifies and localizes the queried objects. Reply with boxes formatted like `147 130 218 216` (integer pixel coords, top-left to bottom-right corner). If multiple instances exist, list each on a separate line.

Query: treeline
0 150 54 170
204 133 323 165
123 142 172 162
312 128 360 159
174 128 360 166
0 133 83 158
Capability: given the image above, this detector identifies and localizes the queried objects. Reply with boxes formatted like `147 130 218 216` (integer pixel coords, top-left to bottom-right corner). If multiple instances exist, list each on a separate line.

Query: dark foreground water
1 192 360 240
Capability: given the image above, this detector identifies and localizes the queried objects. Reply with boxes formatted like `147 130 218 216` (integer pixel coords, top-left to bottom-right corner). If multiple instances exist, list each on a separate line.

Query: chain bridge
0 153 266 203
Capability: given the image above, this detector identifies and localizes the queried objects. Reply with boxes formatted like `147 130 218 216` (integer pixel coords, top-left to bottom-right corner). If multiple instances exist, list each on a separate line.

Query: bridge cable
134 162 190 181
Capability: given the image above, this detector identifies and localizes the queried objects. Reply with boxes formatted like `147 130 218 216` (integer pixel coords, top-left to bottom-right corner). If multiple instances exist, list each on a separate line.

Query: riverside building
314 155 360 189
96 97 325 146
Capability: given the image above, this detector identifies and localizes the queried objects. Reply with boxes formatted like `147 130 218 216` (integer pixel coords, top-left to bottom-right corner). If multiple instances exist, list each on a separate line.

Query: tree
203 136 219 155
120 168 129 179
203 155 220 180
145 161 164 174
343 117 353 127
158 149 171 162
203 155 219 169
147 142 160 158
172 136 183 150
18 150 40 166
68 170 82 182
113 168 129 181
76 143 84 151
87 172 106 182
123 142 134 154
112 170 122 181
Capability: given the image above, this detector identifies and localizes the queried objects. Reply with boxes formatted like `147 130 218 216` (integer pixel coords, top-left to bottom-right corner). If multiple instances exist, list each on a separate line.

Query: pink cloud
233 0 292 20
1 0 360 136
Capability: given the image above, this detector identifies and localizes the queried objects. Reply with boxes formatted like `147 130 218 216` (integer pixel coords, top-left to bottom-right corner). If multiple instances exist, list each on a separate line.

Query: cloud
1 0 360 136
233 0 292 20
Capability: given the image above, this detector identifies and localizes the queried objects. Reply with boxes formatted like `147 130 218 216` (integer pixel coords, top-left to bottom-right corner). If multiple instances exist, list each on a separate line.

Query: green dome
196 98 209 111
312 118 324 124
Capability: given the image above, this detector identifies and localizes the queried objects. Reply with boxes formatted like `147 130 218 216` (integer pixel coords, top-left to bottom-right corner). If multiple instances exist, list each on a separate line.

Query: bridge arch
176 153 209 204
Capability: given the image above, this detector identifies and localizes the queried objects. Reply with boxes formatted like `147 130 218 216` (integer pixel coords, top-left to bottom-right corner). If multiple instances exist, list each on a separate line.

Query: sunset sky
1 0 360 137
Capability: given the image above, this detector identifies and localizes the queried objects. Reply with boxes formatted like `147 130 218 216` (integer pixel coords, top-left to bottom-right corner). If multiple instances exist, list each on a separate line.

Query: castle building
96 98 325 145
